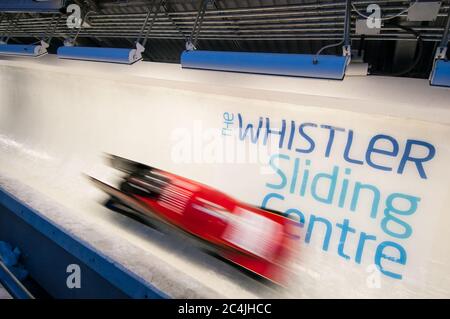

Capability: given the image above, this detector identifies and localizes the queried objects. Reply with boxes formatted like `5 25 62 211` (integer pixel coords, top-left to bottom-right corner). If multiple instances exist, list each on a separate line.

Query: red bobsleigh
88 154 296 285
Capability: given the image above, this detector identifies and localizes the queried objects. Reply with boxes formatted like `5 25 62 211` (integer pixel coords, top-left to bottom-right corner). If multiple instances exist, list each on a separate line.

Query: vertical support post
0 261 34 299
435 9 450 59
342 0 352 57
429 9 450 86
186 0 211 50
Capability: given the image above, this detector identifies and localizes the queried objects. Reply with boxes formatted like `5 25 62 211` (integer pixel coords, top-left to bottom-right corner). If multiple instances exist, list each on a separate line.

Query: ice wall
0 55 449 298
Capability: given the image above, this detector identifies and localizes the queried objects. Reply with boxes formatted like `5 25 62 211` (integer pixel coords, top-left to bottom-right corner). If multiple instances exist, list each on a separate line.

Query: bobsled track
0 55 449 299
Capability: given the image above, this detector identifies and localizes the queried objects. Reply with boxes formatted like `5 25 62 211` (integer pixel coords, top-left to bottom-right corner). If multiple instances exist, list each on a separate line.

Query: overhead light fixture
0 0 66 13
0 13 58 58
57 43 145 65
181 51 349 80
57 3 162 64
180 0 352 80
0 41 49 57
430 10 449 87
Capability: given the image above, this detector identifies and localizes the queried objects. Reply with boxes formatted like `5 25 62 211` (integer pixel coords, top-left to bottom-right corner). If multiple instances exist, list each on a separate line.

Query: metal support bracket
186 0 213 51
342 44 352 58
137 0 165 49
313 0 352 65
435 7 450 60
429 9 450 86
342 0 352 61
435 46 448 60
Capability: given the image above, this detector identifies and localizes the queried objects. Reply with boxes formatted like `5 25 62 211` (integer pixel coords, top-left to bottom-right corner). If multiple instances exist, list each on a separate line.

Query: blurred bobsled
88 154 297 285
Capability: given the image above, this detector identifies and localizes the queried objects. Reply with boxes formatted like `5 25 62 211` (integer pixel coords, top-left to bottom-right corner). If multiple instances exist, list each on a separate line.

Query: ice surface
0 55 448 298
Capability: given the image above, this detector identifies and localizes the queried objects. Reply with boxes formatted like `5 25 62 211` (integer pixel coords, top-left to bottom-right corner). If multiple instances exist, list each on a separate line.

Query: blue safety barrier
0 0 65 13
0 43 48 57
0 187 168 299
57 46 143 64
181 50 349 80
430 59 450 88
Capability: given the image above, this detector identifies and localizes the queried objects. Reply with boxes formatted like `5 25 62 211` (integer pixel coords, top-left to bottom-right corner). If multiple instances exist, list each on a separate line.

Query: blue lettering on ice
232 112 436 281
237 113 436 179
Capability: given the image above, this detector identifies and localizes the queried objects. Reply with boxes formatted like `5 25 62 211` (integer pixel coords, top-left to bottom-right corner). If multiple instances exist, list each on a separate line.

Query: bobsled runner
88 154 297 285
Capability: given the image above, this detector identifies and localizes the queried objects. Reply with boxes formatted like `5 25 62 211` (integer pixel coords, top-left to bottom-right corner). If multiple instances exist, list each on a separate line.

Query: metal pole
343 0 351 46
143 0 165 47
0 261 34 300
435 9 450 59
439 9 450 48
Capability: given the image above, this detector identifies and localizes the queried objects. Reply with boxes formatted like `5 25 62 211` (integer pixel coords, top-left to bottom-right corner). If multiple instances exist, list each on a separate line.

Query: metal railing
0 1 449 42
